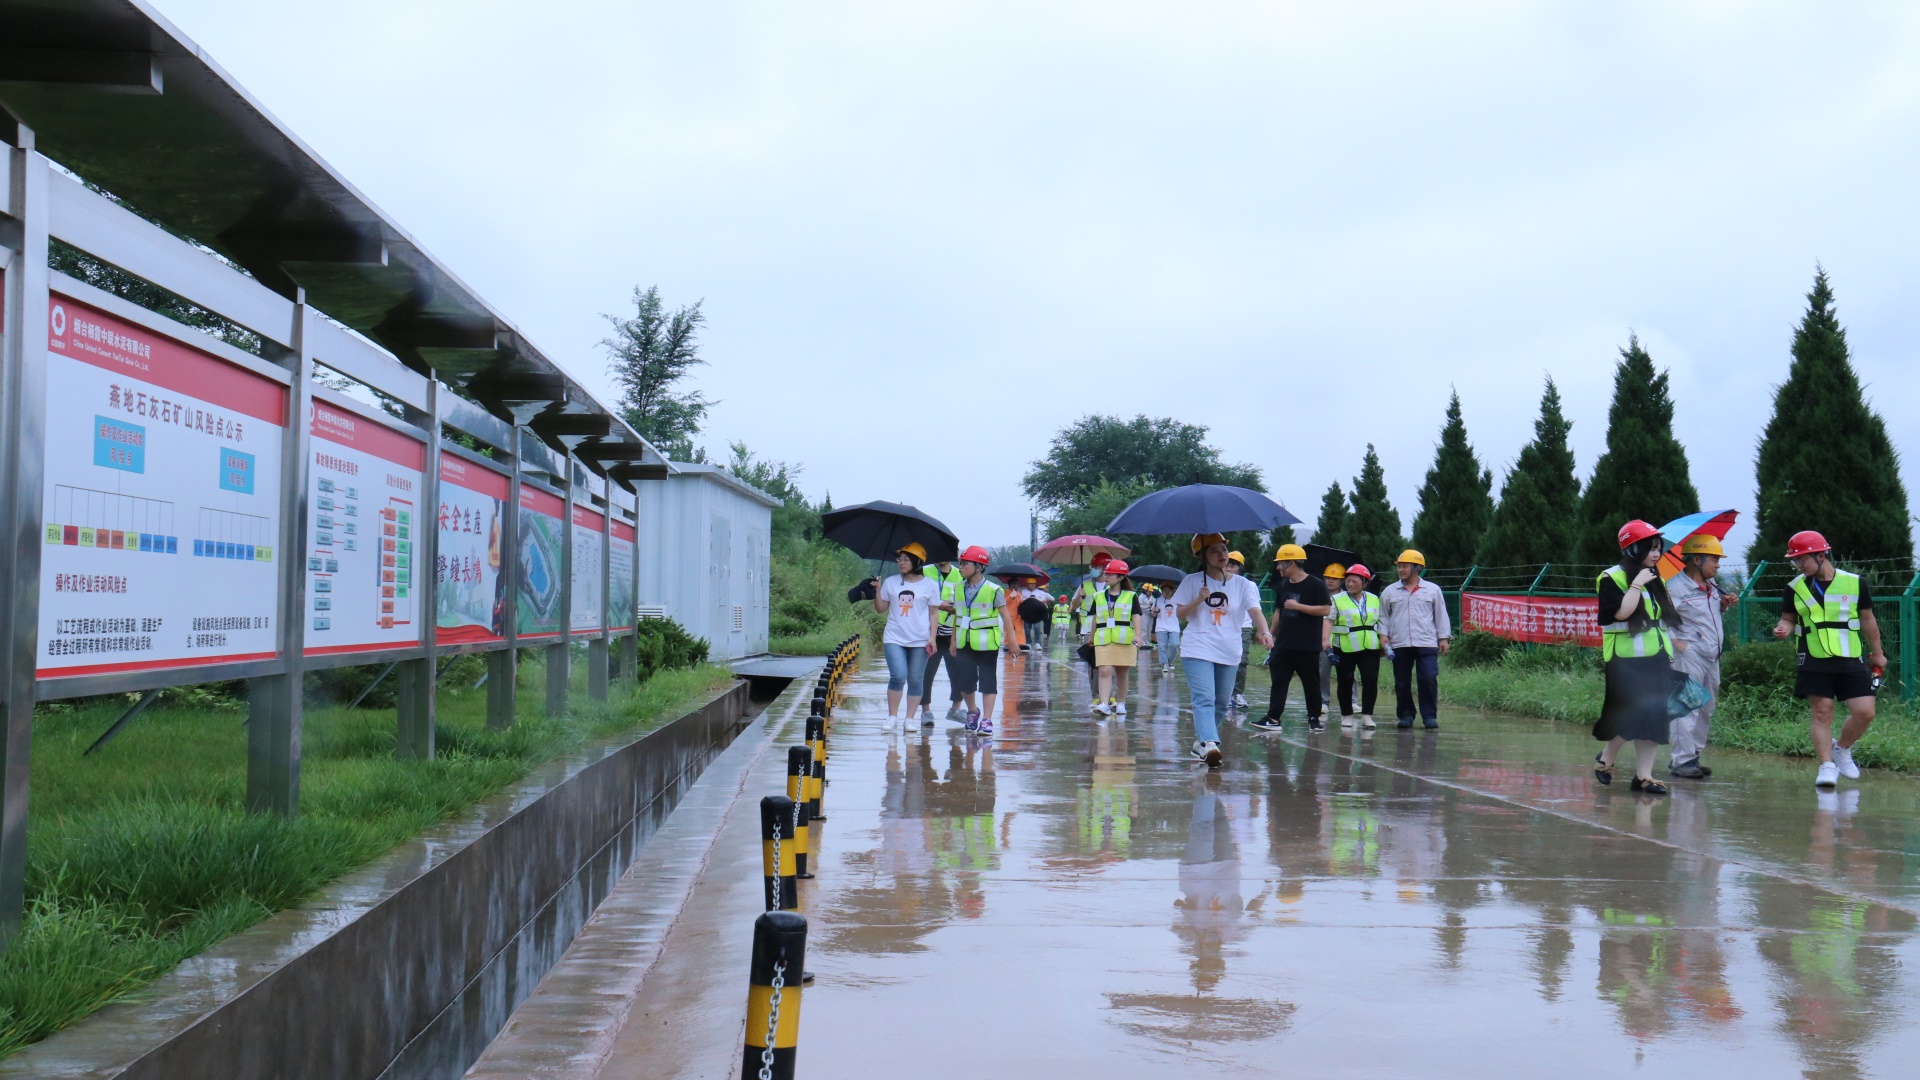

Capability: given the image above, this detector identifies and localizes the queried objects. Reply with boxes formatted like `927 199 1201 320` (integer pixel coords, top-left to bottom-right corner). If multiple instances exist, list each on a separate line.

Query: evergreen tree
1479 377 1582 566
1345 445 1407 570
602 285 711 460
1576 335 1700 564
1410 392 1494 568
1310 481 1349 550
1749 270 1913 566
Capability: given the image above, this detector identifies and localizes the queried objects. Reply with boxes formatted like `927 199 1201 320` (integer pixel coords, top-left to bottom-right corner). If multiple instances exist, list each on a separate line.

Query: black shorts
951 647 1000 695
1794 666 1874 701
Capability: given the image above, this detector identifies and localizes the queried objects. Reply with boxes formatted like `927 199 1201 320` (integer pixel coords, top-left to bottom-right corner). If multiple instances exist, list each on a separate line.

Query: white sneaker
1815 761 1839 788
1114 702 1127 716
1232 694 1249 710
1203 741 1223 769
1092 701 1111 715
1340 716 1356 728
1361 714 1377 729
1833 742 1861 780
946 703 967 722
1189 740 1209 761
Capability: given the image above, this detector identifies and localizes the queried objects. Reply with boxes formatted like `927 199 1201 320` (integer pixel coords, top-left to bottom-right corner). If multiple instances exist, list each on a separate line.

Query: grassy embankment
768 537 884 656
0 651 733 1059
1440 633 1920 770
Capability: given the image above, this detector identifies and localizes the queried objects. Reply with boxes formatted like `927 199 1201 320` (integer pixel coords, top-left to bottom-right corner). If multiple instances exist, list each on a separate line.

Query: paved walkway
489 641 1920 1078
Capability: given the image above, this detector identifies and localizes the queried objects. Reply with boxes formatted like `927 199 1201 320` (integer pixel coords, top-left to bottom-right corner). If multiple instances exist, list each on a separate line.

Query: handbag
1666 671 1713 720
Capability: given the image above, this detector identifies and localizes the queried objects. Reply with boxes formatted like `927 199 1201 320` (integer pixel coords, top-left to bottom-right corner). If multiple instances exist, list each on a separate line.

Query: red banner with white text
1460 593 1601 647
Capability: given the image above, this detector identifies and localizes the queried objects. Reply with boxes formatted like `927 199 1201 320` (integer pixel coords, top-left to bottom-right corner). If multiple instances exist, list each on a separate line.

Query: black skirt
1593 654 1672 743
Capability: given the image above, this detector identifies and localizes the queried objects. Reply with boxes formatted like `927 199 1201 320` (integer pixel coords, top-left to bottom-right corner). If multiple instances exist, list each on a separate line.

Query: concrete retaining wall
6 680 752 1080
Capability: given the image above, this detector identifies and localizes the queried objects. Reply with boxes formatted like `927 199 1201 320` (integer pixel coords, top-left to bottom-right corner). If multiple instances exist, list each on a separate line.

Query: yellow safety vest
955 579 1005 651
1052 598 1071 625
1789 570 1864 660
1597 566 1673 662
1331 591 1380 652
1092 589 1137 646
927 565 964 628
1076 578 1103 634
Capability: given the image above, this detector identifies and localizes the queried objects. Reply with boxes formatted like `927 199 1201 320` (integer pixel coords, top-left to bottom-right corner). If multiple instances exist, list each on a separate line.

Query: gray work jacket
1667 573 1725 660
1380 579 1452 650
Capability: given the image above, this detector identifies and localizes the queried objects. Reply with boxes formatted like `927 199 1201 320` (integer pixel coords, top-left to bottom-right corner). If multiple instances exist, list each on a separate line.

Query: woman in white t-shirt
873 542 944 725
1154 584 1184 672
1171 533 1272 768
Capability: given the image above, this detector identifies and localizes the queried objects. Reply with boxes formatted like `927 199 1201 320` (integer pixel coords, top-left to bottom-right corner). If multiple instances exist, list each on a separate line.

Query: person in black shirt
1592 521 1683 795
1254 545 1331 732
1772 530 1888 788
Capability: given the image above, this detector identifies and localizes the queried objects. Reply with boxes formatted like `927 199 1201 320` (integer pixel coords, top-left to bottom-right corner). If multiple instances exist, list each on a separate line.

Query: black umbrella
1124 563 1186 586
1106 484 1300 536
821 500 959 563
990 562 1051 586
1302 543 1358 577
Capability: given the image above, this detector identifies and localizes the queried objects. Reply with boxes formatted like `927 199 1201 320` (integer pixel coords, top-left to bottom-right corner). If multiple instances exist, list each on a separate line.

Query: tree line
1026 269 1912 575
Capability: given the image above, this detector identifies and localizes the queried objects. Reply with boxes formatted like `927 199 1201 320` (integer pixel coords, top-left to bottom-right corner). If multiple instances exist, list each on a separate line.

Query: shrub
1720 641 1796 693
1449 631 1516 668
1501 642 1597 675
633 617 708 683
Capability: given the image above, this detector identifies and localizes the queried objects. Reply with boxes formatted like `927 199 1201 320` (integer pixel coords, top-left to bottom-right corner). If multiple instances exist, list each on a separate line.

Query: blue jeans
884 642 929 698
1392 646 1441 722
1183 658 1238 743
1157 629 1181 658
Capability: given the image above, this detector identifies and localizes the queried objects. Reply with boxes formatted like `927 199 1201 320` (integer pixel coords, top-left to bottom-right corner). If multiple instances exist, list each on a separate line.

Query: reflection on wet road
798 644 1920 1078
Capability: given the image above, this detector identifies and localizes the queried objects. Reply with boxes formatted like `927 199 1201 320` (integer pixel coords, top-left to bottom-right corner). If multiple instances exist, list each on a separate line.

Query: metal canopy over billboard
0 0 671 481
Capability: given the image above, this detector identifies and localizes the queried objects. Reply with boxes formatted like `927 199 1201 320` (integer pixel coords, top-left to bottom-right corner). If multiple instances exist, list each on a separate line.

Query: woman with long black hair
1593 520 1686 795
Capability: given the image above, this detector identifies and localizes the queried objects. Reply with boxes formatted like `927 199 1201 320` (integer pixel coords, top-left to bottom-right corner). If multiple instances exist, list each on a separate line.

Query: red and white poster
1460 593 1601 647
38 294 287 679
435 454 507 644
571 502 605 635
305 400 424 656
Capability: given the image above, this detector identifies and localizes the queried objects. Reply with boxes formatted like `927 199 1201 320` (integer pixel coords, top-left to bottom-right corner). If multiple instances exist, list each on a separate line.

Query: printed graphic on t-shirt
1205 589 1230 626
896 589 916 617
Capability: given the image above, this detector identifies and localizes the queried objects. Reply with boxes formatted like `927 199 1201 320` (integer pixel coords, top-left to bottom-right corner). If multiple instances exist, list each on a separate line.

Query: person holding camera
1172 533 1273 769
1592 521 1685 795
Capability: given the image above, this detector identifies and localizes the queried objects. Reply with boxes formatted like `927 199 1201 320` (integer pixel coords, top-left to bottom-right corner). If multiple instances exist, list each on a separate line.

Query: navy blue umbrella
1105 484 1300 536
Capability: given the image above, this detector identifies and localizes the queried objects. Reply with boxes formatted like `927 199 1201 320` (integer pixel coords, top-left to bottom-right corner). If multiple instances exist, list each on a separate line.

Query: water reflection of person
1266 740 1330 896
1177 784 1245 992
1755 893 1909 1080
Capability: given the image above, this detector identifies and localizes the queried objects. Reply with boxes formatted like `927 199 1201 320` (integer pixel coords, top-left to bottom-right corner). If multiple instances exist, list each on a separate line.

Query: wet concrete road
581 643 1920 1078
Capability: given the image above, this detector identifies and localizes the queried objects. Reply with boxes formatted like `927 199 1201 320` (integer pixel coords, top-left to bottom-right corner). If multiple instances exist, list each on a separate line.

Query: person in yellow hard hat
1253 544 1331 733
873 542 942 728
1226 550 1255 709
1379 548 1450 730
1666 534 1735 779
1319 562 1346 717
1172 533 1273 768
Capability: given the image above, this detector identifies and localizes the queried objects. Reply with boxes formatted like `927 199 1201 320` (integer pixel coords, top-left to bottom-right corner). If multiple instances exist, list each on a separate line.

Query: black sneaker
1667 757 1708 780
1251 714 1284 730
1307 718 1326 732
1423 721 1440 731
1396 719 1414 730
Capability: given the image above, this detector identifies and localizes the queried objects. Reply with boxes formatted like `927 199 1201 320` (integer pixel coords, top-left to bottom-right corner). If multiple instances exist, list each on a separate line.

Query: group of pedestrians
875 543 1009 737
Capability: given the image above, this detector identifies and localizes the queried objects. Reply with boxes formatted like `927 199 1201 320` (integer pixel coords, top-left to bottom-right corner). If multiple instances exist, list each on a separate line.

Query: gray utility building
636 463 777 660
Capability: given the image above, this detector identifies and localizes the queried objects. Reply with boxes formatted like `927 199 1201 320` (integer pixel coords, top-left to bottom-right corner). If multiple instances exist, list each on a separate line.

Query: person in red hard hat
949 545 1006 736
1072 551 1116 705
874 542 942 729
1773 530 1888 789
1329 564 1385 729
1085 560 1144 716
1592 520 1683 794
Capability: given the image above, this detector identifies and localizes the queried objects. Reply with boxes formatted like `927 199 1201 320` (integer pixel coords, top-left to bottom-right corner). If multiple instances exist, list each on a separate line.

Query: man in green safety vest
921 557 966 726
951 545 1005 736
1773 530 1888 789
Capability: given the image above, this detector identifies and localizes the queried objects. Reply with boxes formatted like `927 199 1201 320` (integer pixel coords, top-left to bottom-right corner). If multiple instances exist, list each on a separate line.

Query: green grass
1440 644 1920 769
0 657 734 1058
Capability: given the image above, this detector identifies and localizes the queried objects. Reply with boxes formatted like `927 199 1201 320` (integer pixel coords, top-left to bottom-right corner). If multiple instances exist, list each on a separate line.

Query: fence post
1736 560 1767 646
1901 570 1918 705
1526 563 1550 597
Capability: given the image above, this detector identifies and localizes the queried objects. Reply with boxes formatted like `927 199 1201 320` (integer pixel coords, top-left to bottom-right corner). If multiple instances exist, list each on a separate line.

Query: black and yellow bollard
805 715 827 821
744 910 806 1080
760 796 798 910
785 746 814 880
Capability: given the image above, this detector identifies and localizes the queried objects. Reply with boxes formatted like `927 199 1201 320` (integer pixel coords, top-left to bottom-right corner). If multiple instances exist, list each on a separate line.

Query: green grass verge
1440 648 1920 770
0 657 734 1059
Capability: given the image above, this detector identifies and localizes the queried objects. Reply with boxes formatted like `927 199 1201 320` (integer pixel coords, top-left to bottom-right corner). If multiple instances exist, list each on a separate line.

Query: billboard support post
396 379 442 760
489 431 523 730
588 472 611 701
545 456 572 718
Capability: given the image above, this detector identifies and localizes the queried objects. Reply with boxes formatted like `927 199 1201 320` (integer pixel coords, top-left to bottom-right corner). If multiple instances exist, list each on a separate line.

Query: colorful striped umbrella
1655 509 1738 580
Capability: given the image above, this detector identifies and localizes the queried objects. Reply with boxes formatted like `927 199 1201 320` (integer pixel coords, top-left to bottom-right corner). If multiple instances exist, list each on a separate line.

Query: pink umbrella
1032 534 1130 566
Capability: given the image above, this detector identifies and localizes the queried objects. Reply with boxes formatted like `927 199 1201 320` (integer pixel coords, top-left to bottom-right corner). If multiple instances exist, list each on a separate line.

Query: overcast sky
161 0 1920 554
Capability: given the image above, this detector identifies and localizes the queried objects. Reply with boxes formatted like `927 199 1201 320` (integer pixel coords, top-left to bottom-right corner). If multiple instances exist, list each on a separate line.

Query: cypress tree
1311 481 1349 550
1576 335 1700 564
1345 444 1408 570
1410 391 1494 568
1478 377 1582 566
1748 270 1913 566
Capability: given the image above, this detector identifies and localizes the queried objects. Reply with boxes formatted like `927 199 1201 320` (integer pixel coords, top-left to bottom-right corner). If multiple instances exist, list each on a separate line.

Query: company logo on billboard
50 303 67 339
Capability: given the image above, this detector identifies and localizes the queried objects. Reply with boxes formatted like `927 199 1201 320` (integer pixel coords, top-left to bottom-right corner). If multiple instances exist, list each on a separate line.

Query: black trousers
924 634 960 703
1267 648 1323 720
1335 648 1382 716
1392 646 1441 722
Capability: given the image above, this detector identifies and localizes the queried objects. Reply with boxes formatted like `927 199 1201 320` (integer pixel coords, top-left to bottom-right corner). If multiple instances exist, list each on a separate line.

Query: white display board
610 519 635 630
37 293 285 679
516 485 565 639
304 399 424 655
435 453 508 644
571 503 604 634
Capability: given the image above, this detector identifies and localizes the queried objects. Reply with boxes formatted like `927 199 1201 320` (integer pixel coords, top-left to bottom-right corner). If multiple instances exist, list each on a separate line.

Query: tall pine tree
1749 270 1913 566
1311 481 1350 550
1345 445 1407 570
1479 377 1582 566
1410 392 1494 568
1577 335 1700 565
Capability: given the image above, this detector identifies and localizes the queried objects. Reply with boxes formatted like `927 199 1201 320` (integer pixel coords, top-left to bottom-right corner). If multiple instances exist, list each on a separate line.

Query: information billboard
516 484 565 639
610 519 635 631
38 294 286 678
303 400 424 655
571 503 604 634
435 453 507 644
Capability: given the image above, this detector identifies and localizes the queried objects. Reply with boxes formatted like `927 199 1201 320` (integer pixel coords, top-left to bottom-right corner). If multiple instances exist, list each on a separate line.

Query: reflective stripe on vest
1077 579 1102 633
1092 590 1136 646
1789 570 1864 660
1596 566 1672 661
1331 591 1380 652
928 565 964 627
956 580 1004 651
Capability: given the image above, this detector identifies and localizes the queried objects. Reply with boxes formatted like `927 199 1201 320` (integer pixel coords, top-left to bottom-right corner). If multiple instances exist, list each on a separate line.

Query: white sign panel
610 520 635 630
38 294 285 679
571 503 604 634
305 399 424 655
